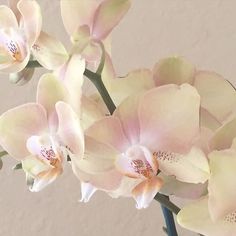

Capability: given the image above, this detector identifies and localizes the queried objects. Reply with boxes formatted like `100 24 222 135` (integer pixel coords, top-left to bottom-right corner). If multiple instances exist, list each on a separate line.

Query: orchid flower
0 61 85 191
0 0 42 73
60 0 131 67
72 84 210 208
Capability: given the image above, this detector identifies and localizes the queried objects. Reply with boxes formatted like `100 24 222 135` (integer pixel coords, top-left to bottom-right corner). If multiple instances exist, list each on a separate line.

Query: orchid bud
9 67 35 86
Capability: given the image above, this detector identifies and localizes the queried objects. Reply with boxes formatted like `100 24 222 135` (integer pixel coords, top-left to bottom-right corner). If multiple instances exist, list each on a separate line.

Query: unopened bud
9 67 35 86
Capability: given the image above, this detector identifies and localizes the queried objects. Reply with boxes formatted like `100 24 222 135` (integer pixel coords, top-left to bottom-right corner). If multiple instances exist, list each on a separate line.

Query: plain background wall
0 1 236 235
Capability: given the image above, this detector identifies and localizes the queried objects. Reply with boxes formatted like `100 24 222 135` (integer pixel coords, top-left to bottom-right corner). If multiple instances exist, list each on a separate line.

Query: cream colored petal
139 84 200 153
17 0 42 45
210 117 236 151
177 197 236 236
0 5 18 28
208 149 236 220
153 56 195 86
157 147 210 184
92 0 131 40
194 71 236 122
80 182 97 202
32 31 69 70
0 103 48 160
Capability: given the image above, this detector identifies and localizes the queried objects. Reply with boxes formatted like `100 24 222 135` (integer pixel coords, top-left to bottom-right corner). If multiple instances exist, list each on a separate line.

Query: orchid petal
0 103 48 160
114 94 141 145
157 147 209 184
194 71 236 122
80 182 97 202
60 0 101 36
17 0 42 46
177 197 236 236
32 31 69 70
132 176 163 209
0 5 18 28
37 73 68 130
208 149 236 220
210 117 236 150
139 84 200 153
56 102 84 158
86 116 130 152
153 57 195 86
92 0 131 40
108 69 154 106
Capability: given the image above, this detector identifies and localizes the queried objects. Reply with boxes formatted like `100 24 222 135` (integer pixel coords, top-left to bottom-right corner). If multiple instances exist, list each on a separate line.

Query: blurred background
0 0 236 235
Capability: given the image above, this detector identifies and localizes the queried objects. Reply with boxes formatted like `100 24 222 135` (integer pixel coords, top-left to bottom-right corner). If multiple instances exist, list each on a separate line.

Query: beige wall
0 1 235 235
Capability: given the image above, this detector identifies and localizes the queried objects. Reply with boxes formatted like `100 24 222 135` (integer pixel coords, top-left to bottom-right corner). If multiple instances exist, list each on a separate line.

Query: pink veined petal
37 73 68 130
210 117 236 151
86 116 130 153
153 56 195 86
0 103 48 160
17 0 42 46
156 147 210 184
32 31 69 70
132 176 163 209
208 149 236 221
56 102 84 158
0 5 18 28
139 84 200 153
194 71 236 122
177 197 236 236
80 182 97 203
60 0 102 36
114 94 141 145
92 0 131 40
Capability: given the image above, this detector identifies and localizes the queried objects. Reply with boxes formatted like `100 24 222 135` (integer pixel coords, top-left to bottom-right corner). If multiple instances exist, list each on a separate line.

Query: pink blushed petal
17 0 42 46
157 147 210 184
0 5 18 28
139 84 200 153
92 0 131 40
132 176 163 209
8 0 21 22
177 197 236 236
60 0 101 36
210 117 236 151
86 116 130 153
32 31 69 70
56 102 84 158
80 182 97 203
194 71 236 122
0 103 48 160
153 56 195 86
208 149 236 221
114 94 141 145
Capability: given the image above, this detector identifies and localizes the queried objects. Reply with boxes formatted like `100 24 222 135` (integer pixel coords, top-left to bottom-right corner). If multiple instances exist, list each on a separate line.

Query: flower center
6 40 22 61
40 146 59 167
130 159 153 178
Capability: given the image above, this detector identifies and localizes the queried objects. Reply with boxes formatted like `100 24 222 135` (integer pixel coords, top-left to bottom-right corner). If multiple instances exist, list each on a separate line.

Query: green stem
154 193 180 215
26 60 42 68
84 69 116 114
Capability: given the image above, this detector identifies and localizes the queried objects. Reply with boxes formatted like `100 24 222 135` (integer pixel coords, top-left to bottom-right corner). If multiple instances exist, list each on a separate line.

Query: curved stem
84 69 116 114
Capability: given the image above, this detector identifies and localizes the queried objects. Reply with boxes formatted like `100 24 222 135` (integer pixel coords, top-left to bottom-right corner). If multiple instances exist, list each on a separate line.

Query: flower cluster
0 1 235 235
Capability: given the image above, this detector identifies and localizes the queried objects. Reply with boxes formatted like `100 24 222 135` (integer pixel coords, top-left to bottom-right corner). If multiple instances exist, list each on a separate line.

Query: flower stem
0 151 8 158
84 69 116 114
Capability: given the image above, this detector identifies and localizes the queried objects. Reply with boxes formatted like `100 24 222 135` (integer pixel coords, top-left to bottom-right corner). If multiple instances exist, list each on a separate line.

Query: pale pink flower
60 0 131 67
0 0 42 72
73 84 209 208
0 70 84 191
